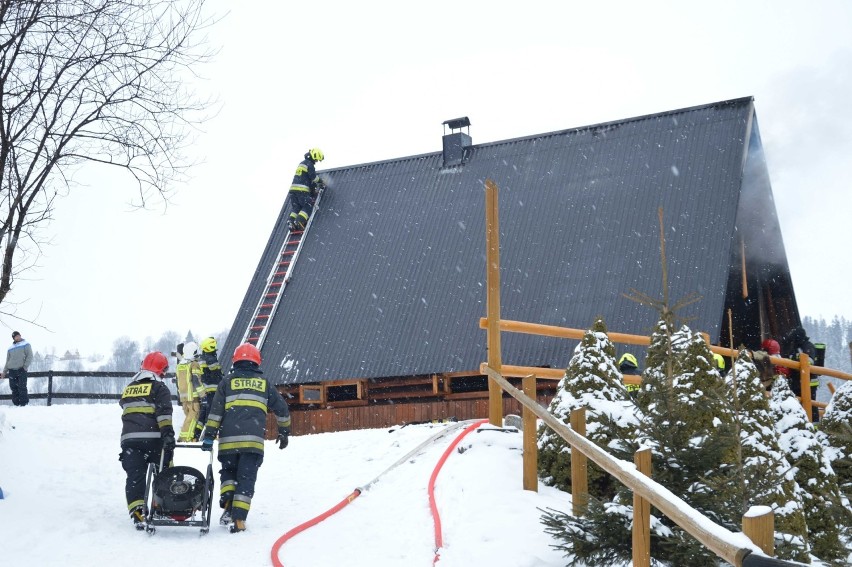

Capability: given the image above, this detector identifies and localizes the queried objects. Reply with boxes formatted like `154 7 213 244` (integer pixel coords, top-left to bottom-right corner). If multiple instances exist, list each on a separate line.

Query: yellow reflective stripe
224 399 268 412
219 441 264 452
127 499 145 511
158 420 173 428
123 407 155 415
290 185 311 192
220 485 235 496
232 500 251 511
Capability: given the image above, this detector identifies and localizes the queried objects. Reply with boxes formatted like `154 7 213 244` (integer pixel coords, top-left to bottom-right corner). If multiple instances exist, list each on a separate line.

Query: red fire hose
270 418 489 567
428 419 488 563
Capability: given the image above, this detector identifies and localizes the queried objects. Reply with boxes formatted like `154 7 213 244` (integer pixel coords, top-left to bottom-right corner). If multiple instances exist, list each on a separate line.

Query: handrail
477 317 852 382
0 371 178 406
482 364 765 567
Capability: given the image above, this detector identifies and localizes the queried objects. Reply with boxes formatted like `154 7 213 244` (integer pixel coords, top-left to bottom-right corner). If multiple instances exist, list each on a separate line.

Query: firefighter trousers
218 452 264 522
179 400 201 441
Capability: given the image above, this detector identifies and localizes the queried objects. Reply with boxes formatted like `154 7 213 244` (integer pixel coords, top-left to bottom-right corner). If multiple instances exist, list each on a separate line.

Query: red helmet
233 343 262 365
141 351 169 377
761 339 781 355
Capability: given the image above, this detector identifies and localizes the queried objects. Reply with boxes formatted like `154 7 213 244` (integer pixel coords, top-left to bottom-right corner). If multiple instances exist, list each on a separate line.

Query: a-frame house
222 97 801 434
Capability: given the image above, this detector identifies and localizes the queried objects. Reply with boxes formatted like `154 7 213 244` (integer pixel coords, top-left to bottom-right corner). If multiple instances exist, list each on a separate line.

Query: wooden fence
482 179 817 566
0 371 178 405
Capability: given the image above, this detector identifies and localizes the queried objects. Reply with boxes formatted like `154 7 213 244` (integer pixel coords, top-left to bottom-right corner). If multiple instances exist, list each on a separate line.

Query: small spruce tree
820 380 852 504
770 376 848 565
537 318 639 500
716 351 810 562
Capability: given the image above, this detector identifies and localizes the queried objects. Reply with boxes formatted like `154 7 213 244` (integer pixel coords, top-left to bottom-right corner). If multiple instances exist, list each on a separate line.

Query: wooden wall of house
288 394 555 435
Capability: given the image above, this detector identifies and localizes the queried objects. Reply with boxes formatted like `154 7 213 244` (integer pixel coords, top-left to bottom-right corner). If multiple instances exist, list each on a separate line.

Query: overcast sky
5 0 852 358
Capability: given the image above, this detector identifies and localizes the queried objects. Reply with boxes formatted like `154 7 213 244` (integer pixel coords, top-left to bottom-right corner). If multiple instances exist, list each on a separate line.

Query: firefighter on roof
119 351 175 529
287 148 325 231
201 342 291 533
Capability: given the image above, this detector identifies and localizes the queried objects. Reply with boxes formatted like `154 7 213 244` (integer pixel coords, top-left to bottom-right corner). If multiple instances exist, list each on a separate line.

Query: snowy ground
0 405 570 567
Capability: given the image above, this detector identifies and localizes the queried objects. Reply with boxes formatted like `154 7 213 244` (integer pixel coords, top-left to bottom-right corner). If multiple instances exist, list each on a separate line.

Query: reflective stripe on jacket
199 351 223 395
289 158 319 193
119 371 174 446
204 363 290 457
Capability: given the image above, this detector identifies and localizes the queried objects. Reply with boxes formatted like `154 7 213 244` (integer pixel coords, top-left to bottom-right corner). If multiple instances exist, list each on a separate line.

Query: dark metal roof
224 97 791 385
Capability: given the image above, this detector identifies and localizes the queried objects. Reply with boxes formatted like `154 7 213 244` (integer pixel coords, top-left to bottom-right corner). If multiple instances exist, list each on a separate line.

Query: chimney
442 116 472 167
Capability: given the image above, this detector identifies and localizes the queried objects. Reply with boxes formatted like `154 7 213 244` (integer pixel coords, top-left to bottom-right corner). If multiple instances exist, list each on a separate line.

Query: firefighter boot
219 500 232 525
130 506 146 531
230 519 246 533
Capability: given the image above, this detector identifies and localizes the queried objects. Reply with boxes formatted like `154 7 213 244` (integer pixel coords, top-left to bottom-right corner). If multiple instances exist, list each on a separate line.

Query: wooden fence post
522 374 538 492
799 353 812 421
633 447 652 567
742 506 774 556
570 407 588 515
47 370 54 407
485 179 503 427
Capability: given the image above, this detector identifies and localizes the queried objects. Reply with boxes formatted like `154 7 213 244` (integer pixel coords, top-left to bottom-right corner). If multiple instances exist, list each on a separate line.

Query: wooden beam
485 179 504 427
633 448 652 567
570 407 588 515
522 374 538 492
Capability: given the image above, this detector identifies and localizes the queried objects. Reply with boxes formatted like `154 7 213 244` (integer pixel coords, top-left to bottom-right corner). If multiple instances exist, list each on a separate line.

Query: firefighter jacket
199 351 223 396
119 370 174 448
289 158 320 195
204 361 290 457
176 360 205 403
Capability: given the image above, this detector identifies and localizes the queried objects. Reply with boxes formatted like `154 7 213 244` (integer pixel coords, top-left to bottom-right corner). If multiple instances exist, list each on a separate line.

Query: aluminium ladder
241 189 324 349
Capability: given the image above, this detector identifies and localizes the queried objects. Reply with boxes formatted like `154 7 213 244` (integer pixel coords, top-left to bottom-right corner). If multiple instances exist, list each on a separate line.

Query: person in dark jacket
783 326 820 421
197 336 223 439
2 331 33 406
201 342 290 533
286 148 325 231
119 351 175 529
618 353 640 398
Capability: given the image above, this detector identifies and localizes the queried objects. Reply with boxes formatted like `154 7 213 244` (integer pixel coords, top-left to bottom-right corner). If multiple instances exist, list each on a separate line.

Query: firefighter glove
201 435 214 452
163 434 176 451
277 432 289 450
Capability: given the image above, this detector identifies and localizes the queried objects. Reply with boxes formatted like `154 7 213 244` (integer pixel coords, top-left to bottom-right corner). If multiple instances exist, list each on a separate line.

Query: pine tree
770 376 848 564
537 318 639 499
635 322 740 565
820 380 852 505
718 351 810 562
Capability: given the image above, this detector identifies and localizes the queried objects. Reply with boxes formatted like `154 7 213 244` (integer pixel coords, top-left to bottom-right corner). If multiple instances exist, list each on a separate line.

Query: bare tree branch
0 0 216 305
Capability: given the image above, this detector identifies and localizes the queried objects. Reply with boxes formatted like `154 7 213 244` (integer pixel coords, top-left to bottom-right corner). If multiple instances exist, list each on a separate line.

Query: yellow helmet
308 148 324 162
618 353 638 369
712 352 725 370
200 336 217 353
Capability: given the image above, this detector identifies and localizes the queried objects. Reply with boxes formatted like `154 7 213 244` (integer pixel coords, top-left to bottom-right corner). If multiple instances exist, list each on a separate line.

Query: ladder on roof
241 188 324 349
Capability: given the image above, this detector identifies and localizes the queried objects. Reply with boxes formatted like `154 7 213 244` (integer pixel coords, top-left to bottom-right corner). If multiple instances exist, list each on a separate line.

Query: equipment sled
142 443 215 535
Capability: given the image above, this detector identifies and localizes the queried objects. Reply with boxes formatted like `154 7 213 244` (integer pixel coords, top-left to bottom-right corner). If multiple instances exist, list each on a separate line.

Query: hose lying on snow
428 419 489 564
270 419 481 567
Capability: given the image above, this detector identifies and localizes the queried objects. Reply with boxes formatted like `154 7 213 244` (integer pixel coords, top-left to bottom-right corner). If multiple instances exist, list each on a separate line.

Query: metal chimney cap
442 117 471 130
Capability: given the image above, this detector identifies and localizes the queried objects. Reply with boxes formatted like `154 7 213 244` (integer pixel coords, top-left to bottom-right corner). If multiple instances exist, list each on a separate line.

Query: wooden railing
481 179 811 566
477 317 852 421
482 365 802 567
0 371 178 405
